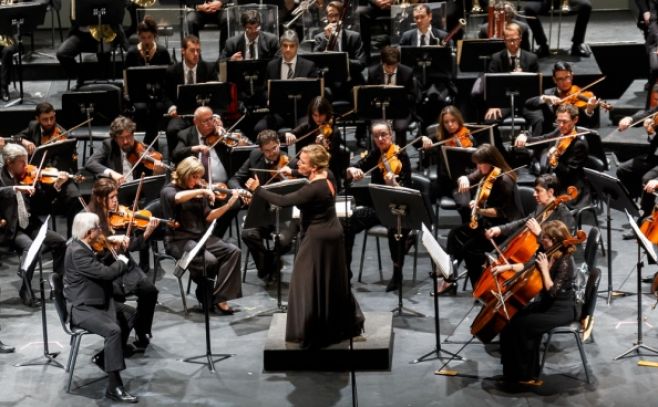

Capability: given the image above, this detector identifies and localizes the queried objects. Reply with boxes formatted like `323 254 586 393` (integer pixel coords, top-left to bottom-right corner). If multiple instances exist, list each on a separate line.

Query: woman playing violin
442 144 522 294
161 156 242 315
494 220 579 388
88 178 159 351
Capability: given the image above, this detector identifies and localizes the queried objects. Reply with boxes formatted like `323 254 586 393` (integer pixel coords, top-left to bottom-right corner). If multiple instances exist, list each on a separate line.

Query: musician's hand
143 218 160 240
22 140 36 155
14 185 35 196
383 171 398 186
230 51 243 61
193 144 211 154
644 179 658 193
228 189 240 206
484 227 501 239
207 0 222 12
284 132 297 145
324 23 336 39
346 167 364 181
168 107 178 118
240 194 252 206
644 118 656 136
421 136 432 150
618 116 632 131
468 200 477 209
457 175 469 192
375 0 392 9
514 133 528 148
54 171 69 189
644 11 651 25
526 218 541 236
536 252 550 274
204 188 216 205
586 96 598 113
109 170 125 186
484 108 502 121
245 177 260 191
152 160 167 175
541 95 561 106
0 138 5 148
279 165 293 177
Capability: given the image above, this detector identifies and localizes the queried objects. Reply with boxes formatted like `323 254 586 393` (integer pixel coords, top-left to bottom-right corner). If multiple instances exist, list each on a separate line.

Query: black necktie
286 62 294 79
385 73 392 85
248 41 256 60
420 33 426 46
510 56 517 71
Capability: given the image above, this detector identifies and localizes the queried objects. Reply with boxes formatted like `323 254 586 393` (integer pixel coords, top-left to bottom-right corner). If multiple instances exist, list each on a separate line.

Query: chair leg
67 335 82 393
539 332 554 378
574 333 592 384
242 247 250 283
65 336 75 373
412 233 418 283
358 232 368 283
375 236 382 274
177 275 188 315
186 273 192 295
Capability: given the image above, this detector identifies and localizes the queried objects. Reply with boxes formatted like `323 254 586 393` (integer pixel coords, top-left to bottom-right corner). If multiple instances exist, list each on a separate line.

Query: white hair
2 143 27 164
71 212 100 240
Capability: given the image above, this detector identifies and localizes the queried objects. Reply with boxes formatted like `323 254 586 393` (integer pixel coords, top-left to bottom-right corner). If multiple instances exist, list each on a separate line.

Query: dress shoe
92 351 105 371
534 44 550 58
1 88 9 102
0 340 15 353
434 279 457 296
132 338 150 352
105 386 139 403
19 287 40 308
570 43 591 57
622 230 635 240
385 278 401 292
518 378 544 387
215 303 240 315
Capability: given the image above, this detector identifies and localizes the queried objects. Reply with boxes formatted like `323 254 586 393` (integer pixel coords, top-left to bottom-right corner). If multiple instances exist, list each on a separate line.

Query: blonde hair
300 144 330 170
172 156 204 186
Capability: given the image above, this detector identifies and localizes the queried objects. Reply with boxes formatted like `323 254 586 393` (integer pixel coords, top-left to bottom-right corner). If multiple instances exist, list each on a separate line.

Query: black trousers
56 31 114 85
185 10 227 48
446 223 497 288
0 43 17 91
112 262 158 339
71 300 136 373
13 226 66 294
30 182 82 238
524 0 592 46
241 221 297 279
617 156 658 218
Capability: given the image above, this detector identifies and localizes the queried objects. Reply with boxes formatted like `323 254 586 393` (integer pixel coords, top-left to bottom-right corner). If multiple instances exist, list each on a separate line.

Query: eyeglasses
504 38 520 44
554 119 572 126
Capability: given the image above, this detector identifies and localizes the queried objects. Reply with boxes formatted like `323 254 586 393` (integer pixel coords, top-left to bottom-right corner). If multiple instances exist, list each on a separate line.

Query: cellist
493 220 579 388
441 144 522 294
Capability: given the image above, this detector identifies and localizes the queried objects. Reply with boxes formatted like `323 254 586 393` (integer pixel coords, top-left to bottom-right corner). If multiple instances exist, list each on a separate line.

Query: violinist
19 102 83 237
494 220 579 388
284 96 346 188
85 116 168 185
160 156 242 315
344 121 413 292
514 104 591 209
443 144 522 293
228 130 297 282
64 212 138 403
172 106 242 238
87 178 159 352
0 144 66 307
524 62 600 138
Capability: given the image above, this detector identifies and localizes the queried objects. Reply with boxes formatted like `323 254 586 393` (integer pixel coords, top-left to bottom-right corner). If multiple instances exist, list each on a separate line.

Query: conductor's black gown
255 176 365 349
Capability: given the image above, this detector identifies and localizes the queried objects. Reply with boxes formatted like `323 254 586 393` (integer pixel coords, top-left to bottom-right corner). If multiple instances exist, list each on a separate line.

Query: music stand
369 184 431 316
175 219 234 372
584 168 640 304
177 82 233 116
226 59 268 99
441 146 476 180
400 46 454 87
347 176 373 208
118 174 167 205
354 85 409 122
29 139 78 174
411 223 462 363
457 39 505 72
615 210 658 359
267 79 323 128
125 66 168 104
298 51 350 84
244 178 309 313
15 216 64 369
228 145 258 179
485 72 542 136
0 1 46 106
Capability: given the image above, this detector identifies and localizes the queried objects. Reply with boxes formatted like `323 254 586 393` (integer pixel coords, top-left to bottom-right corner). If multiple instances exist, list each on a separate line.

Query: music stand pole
5 18 25 107
506 90 519 138
388 205 422 317
273 205 285 312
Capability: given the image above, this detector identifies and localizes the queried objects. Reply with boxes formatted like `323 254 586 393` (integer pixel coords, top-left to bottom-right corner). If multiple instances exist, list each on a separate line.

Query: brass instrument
131 0 156 7
0 0 16 46
284 0 318 29
441 18 466 46
471 0 483 13
560 0 570 12
90 24 117 43
487 0 505 39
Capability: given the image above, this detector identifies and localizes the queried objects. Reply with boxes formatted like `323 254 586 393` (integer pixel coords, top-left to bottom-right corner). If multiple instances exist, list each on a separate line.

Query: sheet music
292 202 353 219
21 215 50 273
420 223 452 280
626 210 658 264
177 219 217 271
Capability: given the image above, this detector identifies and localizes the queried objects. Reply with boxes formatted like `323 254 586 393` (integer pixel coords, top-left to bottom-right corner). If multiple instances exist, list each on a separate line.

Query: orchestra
1 1 655 403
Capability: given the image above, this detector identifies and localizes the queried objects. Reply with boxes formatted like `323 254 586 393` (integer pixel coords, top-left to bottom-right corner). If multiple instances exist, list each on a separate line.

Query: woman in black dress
248 144 364 349
493 220 579 387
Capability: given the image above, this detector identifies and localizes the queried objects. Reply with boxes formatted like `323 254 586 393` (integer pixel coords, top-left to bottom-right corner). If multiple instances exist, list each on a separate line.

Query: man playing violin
228 129 297 283
344 121 413 292
0 144 66 307
86 116 168 185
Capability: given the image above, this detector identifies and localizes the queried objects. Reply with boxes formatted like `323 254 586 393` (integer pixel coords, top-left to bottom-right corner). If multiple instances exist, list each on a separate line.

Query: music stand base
600 289 635 304
411 347 462 364
182 353 234 373
391 305 425 317
15 352 64 368
255 304 288 317
615 343 658 360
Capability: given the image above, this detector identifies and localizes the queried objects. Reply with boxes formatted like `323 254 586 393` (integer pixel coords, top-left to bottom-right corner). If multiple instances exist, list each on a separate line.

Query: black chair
517 185 537 217
583 227 601 271
539 266 601 384
49 272 95 393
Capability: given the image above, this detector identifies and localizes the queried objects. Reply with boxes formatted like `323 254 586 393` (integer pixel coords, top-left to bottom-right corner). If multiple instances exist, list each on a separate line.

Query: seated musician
87 178 159 352
185 0 227 48
399 4 448 47
284 96 347 189
56 4 129 90
344 121 413 292
161 156 242 315
366 46 418 146
523 0 592 57
443 144 522 294
514 104 590 209
357 0 393 64
494 220 579 387
18 102 83 237
524 62 600 138
228 130 296 283
124 16 173 149
64 212 138 403
172 106 242 238
0 144 67 307
0 33 17 102
163 35 216 154
478 1 531 51
221 9 279 62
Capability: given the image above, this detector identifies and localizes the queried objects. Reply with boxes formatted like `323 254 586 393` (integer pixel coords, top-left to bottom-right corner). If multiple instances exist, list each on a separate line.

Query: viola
469 166 502 229
473 186 579 303
108 205 180 230
20 164 85 186
547 131 576 169
559 84 612 111
470 230 587 343
126 141 171 171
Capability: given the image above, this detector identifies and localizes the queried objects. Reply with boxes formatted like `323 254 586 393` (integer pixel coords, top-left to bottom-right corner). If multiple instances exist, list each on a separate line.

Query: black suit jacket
64 239 127 308
164 60 216 109
265 56 318 80
398 27 448 46
172 125 232 167
488 49 539 73
220 31 279 61
228 148 288 189
19 120 66 147
367 62 418 106
312 29 367 72
84 139 153 178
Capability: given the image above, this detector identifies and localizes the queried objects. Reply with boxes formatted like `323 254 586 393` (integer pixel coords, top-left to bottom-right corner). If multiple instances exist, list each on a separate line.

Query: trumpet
90 24 117 43
284 0 318 28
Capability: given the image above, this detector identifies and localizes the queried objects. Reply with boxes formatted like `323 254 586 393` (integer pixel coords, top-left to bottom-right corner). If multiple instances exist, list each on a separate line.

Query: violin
109 205 180 230
559 84 612 111
377 144 403 179
547 131 577 168
41 126 67 145
126 141 172 171
469 166 501 229
90 233 108 253
20 164 85 186
443 127 473 148
204 130 251 148
212 182 252 200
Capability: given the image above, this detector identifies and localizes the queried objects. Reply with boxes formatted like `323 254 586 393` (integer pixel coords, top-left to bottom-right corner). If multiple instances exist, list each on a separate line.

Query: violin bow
625 110 658 129
362 135 423 177
123 173 145 252
44 117 94 145
467 165 527 190
429 123 496 148
207 112 248 150
557 75 606 104
523 130 590 147
291 109 355 148
125 136 160 178
30 151 48 189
